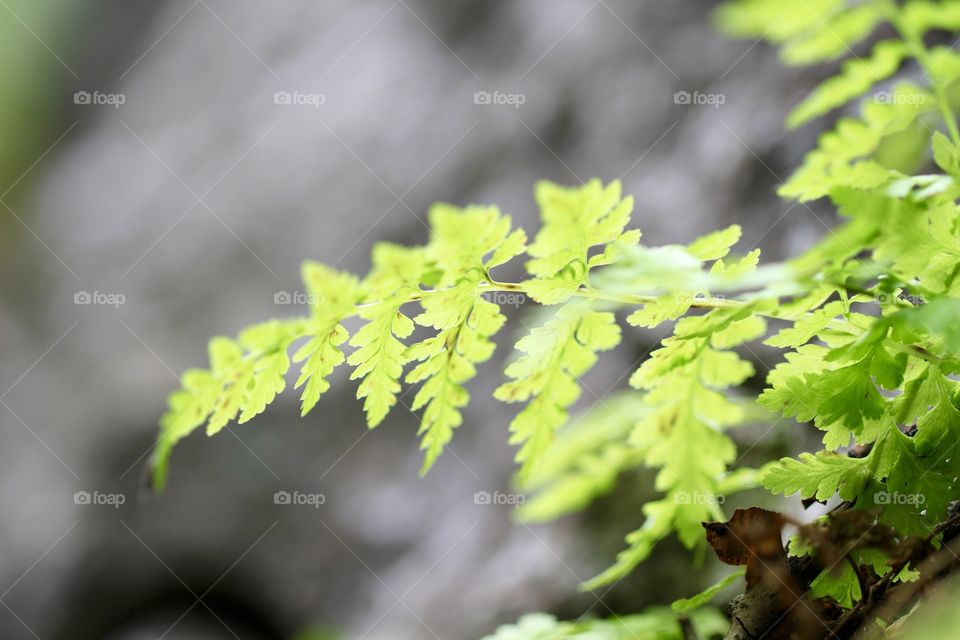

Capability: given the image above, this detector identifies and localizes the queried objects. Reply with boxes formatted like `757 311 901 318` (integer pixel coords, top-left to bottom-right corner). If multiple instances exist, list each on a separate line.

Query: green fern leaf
764 300 845 348
671 567 746 613
495 304 621 480
152 318 305 489
234 320 304 424
810 563 862 609
781 86 935 200
406 286 505 473
762 452 870 501
426 202 525 280
582 500 676 590
875 201 960 296
912 369 960 456
523 179 638 304
902 1 960 34
403 203 523 471
517 392 649 522
714 0 844 43
626 293 694 329
292 262 362 416
154 368 221 490
348 303 416 427
686 224 742 261
788 41 908 128
201 319 304 435
587 307 764 589
781 4 883 66
347 244 426 427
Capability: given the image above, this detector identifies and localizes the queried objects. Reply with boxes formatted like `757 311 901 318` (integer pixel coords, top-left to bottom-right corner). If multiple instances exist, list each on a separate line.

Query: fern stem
489 279 740 308
552 285 739 309
356 280 942 368
356 281 741 311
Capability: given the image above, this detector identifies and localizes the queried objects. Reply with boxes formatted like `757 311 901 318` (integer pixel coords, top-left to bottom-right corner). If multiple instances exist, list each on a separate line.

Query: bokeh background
0 1 835 638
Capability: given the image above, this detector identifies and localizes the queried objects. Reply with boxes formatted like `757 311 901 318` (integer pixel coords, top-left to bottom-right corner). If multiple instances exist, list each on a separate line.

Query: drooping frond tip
153 179 649 487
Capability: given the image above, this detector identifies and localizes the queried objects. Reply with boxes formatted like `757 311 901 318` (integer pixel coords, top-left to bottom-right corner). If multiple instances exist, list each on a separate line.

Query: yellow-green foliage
154 2 960 631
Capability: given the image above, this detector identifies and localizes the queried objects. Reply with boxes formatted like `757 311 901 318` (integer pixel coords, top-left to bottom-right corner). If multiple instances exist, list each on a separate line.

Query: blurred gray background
0 1 831 638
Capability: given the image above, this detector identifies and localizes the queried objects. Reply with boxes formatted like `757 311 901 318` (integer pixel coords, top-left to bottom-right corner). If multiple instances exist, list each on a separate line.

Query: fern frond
147 1 960 628
347 301 416 427
625 293 694 329
293 261 363 416
671 567 747 613
762 451 870 501
714 0 846 44
406 285 504 473
875 199 960 295
587 307 765 587
788 40 908 128
346 243 425 426
781 4 884 66
153 317 307 489
685 224 743 261
780 84 935 201
494 303 621 481
517 392 649 523
404 203 525 471
757 295 960 533
718 0 960 205
901 1 960 34
523 179 639 304
582 500 677 589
